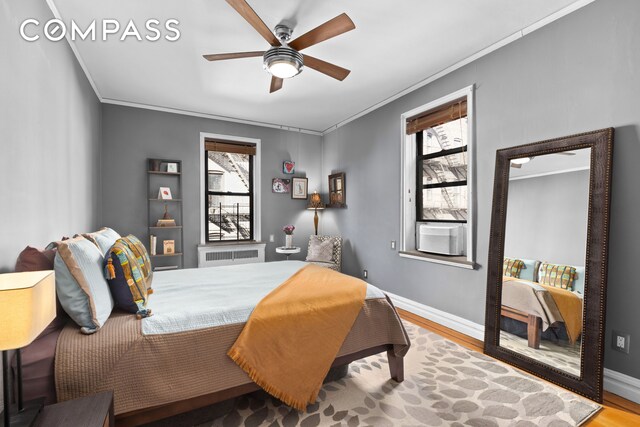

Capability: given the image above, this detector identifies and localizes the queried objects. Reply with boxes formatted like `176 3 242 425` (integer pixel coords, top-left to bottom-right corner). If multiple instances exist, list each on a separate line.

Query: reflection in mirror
499 148 591 377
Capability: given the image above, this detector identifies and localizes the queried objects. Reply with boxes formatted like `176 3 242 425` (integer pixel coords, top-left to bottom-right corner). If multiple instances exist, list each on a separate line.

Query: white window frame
399 85 475 267
199 132 262 245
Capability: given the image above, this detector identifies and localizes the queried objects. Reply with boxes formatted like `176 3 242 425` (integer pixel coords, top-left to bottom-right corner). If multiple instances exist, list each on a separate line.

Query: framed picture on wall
166 163 178 173
272 178 291 193
291 177 308 199
283 161 295 174
328 172 346 208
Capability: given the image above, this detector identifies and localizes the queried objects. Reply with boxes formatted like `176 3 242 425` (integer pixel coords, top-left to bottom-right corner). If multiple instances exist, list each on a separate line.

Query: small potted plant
283 225 295 248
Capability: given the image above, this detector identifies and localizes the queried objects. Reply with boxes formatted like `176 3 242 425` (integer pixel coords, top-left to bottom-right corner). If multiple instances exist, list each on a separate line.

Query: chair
305 235 342 272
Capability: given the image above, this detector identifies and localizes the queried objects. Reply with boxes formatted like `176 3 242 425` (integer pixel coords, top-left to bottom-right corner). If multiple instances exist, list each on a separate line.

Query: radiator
197 243 266 268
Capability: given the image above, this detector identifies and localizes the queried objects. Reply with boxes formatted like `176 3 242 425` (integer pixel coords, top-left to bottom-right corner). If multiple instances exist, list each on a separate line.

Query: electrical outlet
363 270 368 279
269 234 274 243
612 330 631 354
390 240 396 250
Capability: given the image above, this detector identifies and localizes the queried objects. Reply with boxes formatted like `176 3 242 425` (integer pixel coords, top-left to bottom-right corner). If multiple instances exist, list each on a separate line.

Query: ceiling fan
510 151 576 168
203 0 355 93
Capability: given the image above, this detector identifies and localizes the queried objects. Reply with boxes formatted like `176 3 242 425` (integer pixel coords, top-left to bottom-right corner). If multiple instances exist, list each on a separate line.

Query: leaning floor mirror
484 128 614 402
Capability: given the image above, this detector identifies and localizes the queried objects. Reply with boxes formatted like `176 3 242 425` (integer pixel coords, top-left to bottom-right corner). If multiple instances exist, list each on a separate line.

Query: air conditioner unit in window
416 223 466 256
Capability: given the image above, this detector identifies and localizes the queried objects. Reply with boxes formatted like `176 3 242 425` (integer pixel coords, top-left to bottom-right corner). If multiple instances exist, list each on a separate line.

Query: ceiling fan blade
289 13 355 51
556 152 577 156
510 163 522 169
303 55 351 81
225 0 280 46
270 76 283 93
203 51 264 61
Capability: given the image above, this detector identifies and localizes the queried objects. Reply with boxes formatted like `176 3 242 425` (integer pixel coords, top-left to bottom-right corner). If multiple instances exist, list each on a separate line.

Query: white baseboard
386 292 640 404
603 368 640 405
386 292 485 341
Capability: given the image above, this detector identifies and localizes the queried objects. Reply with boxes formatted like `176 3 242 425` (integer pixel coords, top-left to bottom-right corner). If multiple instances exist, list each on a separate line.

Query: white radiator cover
197 242 266 268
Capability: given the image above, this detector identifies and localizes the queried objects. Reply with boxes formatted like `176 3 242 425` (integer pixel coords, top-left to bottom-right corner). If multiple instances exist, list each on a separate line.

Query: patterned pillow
50 236 114 334
82 227 121 255
118 235 153 289
306 238 334 263
503 258 525 278
104 238 153 318
538 263 577 290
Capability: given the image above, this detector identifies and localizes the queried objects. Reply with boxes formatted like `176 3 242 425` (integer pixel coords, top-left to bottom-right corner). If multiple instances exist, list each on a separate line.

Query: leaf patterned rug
197 321 600 427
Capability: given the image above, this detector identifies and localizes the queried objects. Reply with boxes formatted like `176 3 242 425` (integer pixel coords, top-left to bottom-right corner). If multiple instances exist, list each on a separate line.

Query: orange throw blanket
539 283 583 343
228 264 367 411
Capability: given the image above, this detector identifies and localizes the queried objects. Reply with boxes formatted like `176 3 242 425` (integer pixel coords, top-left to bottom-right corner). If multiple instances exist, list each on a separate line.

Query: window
400 86 475 267
415 109 468 222
204 140 256 242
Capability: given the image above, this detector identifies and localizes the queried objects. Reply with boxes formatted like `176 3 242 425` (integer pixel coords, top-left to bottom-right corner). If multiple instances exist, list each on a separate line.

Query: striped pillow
119 235 153 289
539 263 577 290
105 238 153 318
503 258 525 278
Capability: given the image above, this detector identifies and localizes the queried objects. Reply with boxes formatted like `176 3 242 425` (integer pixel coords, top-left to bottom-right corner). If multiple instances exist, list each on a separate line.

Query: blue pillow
52 236 114 334
82 227 121 255
573 266 586 295
519 258 540 282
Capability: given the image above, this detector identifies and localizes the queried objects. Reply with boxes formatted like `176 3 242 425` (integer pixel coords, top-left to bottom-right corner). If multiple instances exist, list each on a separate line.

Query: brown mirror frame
484 128 614 402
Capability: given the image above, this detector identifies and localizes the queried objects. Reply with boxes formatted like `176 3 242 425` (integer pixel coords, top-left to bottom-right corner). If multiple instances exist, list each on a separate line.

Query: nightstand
34 391 114 427
275 246 301 260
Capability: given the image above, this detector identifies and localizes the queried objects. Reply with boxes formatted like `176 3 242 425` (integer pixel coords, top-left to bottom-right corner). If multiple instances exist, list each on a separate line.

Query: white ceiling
51 0 587 133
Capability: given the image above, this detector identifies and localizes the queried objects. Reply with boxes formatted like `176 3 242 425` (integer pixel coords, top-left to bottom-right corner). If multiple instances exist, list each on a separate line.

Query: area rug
197 321 600 427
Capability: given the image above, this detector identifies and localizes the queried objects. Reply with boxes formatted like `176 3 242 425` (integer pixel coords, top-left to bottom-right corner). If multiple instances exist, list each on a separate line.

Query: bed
36 261 410 425
501 276 583 348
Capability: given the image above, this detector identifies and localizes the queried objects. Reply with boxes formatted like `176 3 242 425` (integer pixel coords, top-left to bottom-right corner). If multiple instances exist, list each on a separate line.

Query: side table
34 391 114 427
275 246 301 260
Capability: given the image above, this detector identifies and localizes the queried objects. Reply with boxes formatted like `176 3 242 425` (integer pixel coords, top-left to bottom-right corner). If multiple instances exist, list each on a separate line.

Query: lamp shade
307 192 325 210
0 271 56 350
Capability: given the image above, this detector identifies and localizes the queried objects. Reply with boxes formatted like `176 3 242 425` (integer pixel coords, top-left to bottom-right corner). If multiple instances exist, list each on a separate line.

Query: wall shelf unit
147 158 184 271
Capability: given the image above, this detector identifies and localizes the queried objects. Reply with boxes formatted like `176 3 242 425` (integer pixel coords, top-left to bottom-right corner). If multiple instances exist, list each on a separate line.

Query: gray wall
504 170 589 266
0 0 101 272
322 0 640 379
0 0 101 411
101 105 322 268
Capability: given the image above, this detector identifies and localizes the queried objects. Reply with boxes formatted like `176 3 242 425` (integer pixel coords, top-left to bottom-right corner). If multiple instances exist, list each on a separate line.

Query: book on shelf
149 235 157 255
156 219 177 227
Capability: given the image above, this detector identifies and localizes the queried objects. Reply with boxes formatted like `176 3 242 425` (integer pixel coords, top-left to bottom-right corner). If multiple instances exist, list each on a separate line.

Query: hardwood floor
397 308 640 426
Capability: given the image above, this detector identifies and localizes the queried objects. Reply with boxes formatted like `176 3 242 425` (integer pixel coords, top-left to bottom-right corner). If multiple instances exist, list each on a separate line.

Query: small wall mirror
484 128 613 402
328 172 346 208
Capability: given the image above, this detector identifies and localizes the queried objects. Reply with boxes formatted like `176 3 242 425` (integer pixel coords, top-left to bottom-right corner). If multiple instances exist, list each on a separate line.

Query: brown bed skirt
55 296 410 418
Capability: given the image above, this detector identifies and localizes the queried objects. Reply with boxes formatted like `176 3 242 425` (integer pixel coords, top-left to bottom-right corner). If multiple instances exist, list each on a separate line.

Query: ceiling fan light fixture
511 157 531 165
263 47 303 79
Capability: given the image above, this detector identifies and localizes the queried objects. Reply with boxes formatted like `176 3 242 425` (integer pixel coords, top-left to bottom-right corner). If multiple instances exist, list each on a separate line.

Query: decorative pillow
82 227 121 255
15 246 56 272
538 263 577 290
306 238 334 263
51 236 114 334
503 258 525 278
119 235 153 289
104 239 153 318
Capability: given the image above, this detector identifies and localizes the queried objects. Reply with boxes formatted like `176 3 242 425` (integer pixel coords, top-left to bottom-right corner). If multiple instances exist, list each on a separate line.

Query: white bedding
142 261 385 335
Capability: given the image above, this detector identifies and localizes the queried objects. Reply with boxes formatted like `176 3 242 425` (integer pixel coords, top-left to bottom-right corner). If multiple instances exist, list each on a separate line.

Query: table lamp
307 191 325 235
0 271 56 427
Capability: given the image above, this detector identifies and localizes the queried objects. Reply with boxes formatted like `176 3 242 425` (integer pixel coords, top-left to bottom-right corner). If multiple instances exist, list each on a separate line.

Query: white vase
285 234 293 248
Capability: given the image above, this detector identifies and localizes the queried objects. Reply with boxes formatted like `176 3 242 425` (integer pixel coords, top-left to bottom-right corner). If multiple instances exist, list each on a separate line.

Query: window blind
406 99 467 135
205 140 256 155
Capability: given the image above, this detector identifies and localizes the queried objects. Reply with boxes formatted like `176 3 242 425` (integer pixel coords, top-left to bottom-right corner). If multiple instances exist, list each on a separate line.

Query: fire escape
423 125 467 221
